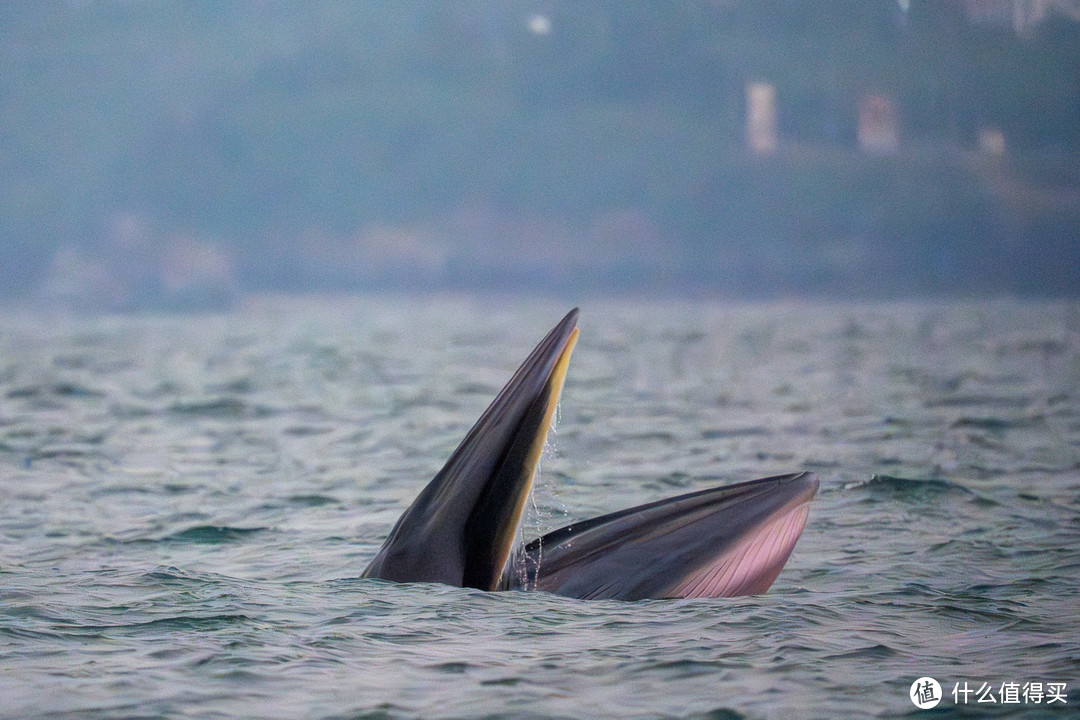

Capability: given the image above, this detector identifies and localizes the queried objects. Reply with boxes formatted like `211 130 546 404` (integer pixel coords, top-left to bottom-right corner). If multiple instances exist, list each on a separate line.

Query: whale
362 308 817 600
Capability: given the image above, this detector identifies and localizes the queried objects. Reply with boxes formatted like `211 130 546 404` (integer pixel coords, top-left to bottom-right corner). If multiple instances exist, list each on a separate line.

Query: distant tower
745 82 778 155
857 94 899 154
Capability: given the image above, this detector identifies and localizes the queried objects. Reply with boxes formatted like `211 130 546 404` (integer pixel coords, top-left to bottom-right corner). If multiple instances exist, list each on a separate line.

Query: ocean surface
1 295 1078 719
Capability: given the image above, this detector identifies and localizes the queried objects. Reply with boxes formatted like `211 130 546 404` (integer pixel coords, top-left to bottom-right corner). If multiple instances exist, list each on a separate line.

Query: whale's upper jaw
362 308 579 591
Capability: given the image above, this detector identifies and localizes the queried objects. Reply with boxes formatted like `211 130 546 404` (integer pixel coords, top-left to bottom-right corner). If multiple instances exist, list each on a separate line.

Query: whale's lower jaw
665 500 812 599
506 471 819 601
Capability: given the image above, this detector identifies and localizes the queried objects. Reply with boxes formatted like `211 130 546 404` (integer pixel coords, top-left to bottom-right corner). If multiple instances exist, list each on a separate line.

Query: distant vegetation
2 1 1079 305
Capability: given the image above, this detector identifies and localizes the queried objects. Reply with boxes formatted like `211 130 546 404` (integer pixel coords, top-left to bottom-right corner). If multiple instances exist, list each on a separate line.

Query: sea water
1 295 1078 719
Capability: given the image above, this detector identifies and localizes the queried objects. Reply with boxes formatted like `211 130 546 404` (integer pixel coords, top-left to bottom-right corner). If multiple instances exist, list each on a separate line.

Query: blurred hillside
2 1 1079 308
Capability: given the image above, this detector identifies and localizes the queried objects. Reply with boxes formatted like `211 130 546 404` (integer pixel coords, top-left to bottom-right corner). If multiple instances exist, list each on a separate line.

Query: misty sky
2 1 1079 309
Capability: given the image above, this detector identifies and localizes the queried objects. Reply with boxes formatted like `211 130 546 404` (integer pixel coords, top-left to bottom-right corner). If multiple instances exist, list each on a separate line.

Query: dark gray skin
363 309 818 599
